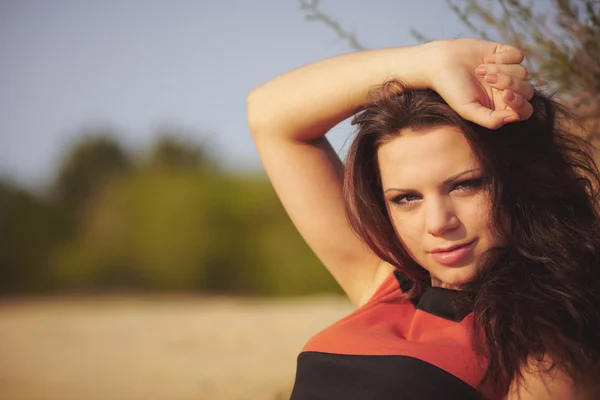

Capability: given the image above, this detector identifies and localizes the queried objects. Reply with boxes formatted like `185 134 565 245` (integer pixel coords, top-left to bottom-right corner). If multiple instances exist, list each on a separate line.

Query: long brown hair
344 79 600 395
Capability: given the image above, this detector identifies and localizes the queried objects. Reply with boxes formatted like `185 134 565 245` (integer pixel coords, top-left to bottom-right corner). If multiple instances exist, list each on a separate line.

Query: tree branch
298 0 367 51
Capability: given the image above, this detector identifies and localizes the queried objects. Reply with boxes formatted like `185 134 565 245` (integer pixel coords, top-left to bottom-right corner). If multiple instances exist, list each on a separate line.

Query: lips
430 239 477 266
431 240 475 253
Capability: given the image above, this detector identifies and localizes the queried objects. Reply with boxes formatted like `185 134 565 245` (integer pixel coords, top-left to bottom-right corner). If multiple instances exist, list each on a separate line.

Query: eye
390 193 421 207
451 177 486 192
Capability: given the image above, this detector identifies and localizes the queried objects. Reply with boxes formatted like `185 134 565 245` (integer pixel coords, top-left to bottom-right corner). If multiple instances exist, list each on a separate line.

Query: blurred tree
147 132 214 170
0 180 67 294
51 168 214 291
5 129 339 296
49 131 212 291
201 174 341 296
51 166 340 295
52 133 131 211
299 0 600 137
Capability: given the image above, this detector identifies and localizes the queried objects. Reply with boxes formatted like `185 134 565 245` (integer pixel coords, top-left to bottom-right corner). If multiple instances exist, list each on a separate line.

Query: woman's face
378 125 505 289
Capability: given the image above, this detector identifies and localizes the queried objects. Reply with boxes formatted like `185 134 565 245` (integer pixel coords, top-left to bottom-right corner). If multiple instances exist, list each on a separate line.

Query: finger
475 64 527 80
503 90 534 120
484 47 524 65
459 103 517 130
484 73 535 100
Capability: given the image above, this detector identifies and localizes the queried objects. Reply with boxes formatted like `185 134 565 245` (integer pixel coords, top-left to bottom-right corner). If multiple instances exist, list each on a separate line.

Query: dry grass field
0 295 352 400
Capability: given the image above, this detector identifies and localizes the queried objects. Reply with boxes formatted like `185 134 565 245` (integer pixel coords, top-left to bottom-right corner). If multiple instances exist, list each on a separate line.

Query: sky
1 0 486 191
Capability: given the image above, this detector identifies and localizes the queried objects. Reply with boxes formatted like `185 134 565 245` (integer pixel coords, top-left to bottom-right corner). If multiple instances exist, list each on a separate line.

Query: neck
430 275 460 290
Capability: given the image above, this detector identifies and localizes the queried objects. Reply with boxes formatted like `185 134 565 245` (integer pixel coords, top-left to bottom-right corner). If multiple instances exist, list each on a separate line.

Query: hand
429 38 534 129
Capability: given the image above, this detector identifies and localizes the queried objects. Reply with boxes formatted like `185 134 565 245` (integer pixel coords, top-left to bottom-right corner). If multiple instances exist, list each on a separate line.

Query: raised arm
247 44 439 306
246 39 532 306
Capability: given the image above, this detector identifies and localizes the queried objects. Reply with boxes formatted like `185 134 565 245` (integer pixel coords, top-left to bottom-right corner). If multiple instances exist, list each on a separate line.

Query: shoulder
505 357 599 400
355 262 397 308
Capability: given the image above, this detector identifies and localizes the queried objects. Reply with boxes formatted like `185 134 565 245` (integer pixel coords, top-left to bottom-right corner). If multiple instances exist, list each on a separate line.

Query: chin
433 265 478 289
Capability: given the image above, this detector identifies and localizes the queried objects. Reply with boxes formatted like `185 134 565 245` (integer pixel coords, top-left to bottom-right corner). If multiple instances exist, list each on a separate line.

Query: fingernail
485 74 498 84
475 66 487 76
504 90 516 102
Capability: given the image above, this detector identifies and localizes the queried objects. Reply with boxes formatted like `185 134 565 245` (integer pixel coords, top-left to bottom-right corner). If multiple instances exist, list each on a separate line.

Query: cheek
466 202 491 230
465 196 506 245
463 191 493 225
391 224 423 264
387 210 423 248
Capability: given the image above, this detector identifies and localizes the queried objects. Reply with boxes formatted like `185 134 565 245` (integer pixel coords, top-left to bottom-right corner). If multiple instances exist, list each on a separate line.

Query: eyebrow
383 168 483 193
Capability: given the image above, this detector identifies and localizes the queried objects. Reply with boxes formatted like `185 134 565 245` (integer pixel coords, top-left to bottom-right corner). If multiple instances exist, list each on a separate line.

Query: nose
425 197 460 236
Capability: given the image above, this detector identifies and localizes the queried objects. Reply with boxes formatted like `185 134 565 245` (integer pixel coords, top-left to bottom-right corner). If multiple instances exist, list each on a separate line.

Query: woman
247 39 600 399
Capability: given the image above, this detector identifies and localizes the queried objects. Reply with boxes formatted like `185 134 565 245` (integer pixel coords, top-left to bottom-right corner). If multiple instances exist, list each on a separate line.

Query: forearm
247 42 441 141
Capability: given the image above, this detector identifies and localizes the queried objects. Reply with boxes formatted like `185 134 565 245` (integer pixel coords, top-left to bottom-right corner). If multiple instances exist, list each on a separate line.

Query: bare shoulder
505 357 600 400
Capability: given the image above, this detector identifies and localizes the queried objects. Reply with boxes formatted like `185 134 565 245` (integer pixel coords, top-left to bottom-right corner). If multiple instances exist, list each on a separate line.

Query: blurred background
1 1 598 399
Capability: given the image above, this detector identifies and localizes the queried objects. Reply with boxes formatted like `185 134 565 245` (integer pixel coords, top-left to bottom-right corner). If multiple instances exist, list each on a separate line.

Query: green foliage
0 181 68 293
2 131 341 296
52 133 130 210
147 134 214 170
53 168 210 291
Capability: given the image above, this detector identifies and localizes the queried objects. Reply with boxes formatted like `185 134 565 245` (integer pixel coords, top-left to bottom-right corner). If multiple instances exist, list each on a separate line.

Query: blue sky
1 0 485 190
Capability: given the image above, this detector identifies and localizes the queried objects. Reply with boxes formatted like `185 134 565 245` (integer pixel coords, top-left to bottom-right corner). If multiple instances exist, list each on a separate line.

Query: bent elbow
246 88 270 137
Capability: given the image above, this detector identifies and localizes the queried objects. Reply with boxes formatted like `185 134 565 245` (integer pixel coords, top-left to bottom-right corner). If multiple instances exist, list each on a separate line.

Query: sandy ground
0 295 352 400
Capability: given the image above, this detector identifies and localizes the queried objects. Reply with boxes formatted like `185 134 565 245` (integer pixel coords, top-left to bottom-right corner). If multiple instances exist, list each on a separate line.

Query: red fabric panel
302 272 487 389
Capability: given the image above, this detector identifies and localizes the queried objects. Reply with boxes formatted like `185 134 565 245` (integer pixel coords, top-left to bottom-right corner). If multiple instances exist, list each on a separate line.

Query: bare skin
248 39 532 307
379 126 504 290
247 39 581 397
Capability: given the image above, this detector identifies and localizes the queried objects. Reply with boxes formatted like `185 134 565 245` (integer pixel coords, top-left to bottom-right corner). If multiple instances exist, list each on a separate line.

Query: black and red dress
290 270 492 399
